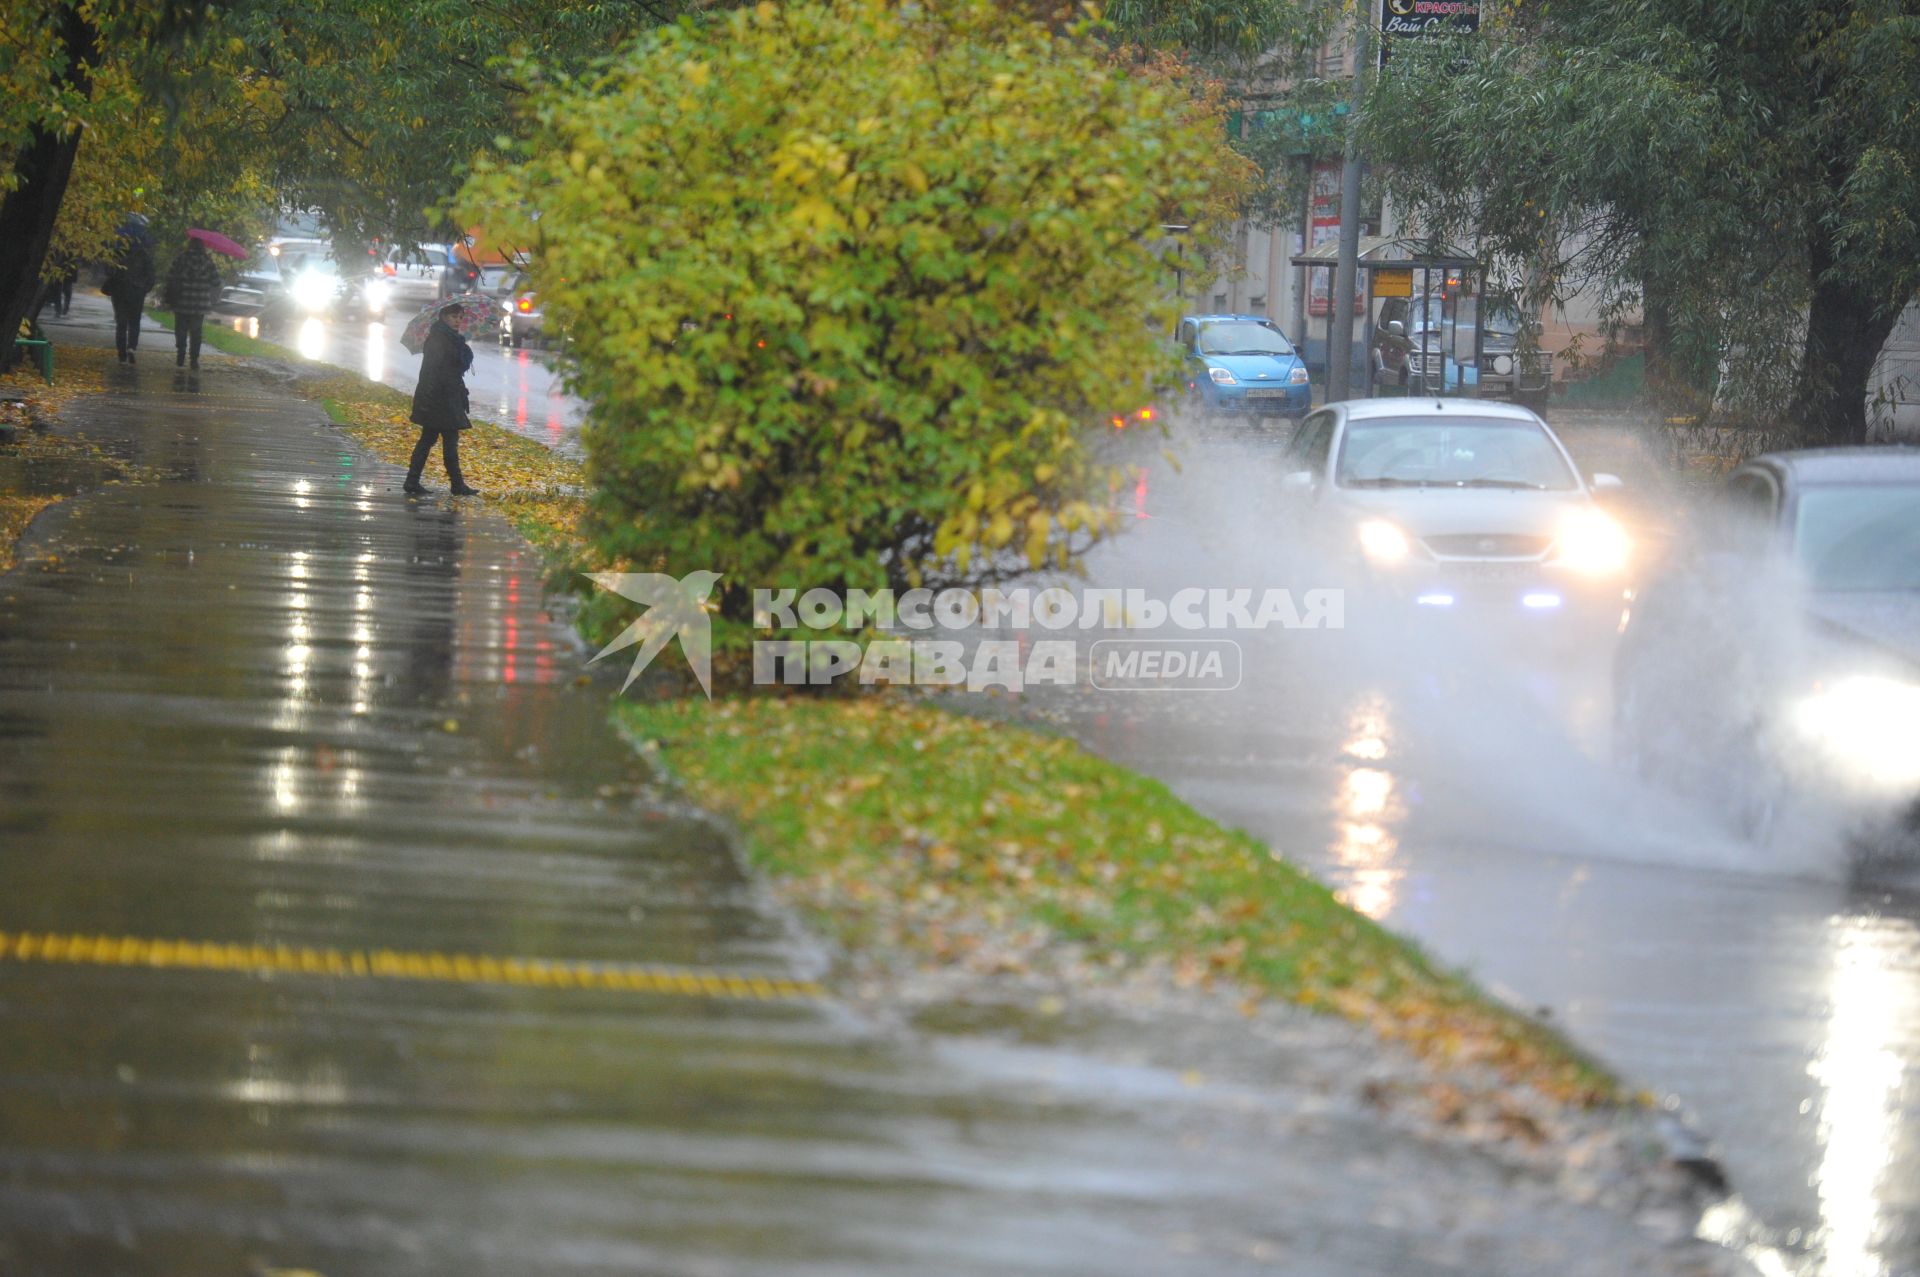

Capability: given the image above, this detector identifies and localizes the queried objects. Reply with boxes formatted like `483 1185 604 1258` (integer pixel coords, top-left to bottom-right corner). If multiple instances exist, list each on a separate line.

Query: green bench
13 327 53 384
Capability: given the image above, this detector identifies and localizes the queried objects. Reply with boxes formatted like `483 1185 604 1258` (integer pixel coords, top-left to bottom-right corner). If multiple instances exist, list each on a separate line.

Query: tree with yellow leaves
461 0 1244 623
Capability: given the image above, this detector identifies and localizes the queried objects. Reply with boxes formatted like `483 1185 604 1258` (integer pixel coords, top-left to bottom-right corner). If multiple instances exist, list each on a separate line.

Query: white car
375 243 455 305
1276 399 1631 631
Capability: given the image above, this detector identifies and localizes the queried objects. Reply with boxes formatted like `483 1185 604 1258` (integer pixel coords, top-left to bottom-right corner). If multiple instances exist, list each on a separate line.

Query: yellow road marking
0 930 825 1003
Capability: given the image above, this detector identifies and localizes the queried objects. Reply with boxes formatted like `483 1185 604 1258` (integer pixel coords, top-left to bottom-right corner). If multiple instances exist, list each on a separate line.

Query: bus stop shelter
1289 237 1481 397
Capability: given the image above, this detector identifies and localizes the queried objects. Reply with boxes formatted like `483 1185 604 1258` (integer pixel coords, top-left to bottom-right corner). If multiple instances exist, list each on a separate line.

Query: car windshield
1335 417 1578 490
1196 321 1291 357
1794 484 1920 592
1484 304 1524 336
1410 298 1446 329
279 249 339 275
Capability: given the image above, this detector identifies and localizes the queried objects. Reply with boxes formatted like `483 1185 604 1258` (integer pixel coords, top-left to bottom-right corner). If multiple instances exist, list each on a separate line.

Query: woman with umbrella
162 230 236 368
402 295 489 496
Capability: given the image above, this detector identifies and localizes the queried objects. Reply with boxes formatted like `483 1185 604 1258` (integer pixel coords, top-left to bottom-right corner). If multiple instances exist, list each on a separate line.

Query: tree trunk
1641 284 1678 407
1789 232 1903 448
0 4 96 373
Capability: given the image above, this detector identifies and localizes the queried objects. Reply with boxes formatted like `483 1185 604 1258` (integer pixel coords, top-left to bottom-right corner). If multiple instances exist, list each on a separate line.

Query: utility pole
1326 13 1374 403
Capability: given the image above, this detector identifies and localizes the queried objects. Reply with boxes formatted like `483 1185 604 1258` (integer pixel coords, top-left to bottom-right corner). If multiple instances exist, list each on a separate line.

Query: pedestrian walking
32 255 75 323
50 257 76 317
162 239 224 368
103 236 156 363
405 306 480 496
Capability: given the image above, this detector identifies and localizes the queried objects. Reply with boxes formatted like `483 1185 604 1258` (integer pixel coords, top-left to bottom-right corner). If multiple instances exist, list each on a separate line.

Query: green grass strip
622 694 1622 1105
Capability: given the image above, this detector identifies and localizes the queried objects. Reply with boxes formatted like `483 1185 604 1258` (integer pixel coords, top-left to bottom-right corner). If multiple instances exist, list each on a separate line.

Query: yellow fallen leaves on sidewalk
314 373 589 556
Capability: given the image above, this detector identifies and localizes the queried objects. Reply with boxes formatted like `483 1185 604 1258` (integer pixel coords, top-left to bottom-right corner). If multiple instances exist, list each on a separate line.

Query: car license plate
1246 389 1288 400
1464 561 1534 582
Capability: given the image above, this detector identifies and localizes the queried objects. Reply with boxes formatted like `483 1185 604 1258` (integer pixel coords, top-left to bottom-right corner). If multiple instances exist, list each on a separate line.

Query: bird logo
584 570 722 697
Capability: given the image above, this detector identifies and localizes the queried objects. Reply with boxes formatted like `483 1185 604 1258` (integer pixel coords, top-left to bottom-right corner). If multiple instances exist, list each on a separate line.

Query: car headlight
363 279 390 310
291 271 334 312
1289 366 1309 385
1787 675 1920 793
1357 519 1413 565
1552 508 1631 575
1208 367 1238 386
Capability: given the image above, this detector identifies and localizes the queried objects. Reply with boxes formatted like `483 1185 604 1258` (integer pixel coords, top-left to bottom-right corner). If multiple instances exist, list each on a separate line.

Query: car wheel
510 333 524 349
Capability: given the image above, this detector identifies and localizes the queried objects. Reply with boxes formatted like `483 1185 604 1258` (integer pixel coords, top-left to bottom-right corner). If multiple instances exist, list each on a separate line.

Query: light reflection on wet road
231 310 584 457
1066 427 1920 1277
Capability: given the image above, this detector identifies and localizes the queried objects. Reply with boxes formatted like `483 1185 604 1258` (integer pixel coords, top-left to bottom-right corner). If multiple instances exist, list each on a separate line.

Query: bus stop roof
1289 236 1480 271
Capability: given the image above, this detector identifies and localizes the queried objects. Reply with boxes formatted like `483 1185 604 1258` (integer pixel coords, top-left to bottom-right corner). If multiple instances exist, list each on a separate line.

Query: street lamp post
1326 16 1374 403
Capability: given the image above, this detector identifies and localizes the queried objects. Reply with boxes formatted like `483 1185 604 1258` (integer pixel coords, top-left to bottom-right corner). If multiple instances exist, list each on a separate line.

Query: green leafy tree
1105 0 1350 229
460 0 1240 619
1363 1 1920 444
1 0 684 368
0 0 212 363
226 0 674 255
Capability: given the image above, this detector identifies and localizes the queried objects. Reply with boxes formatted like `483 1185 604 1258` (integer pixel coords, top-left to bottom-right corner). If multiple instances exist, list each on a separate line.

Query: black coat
104 242 155 300
410 320 473 432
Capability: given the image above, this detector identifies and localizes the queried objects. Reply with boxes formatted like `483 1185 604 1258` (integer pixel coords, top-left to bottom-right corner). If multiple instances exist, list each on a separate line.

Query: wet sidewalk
0 331 1742 1275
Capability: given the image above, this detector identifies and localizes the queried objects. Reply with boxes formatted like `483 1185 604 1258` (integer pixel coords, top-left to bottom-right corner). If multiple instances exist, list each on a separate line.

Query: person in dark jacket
47 256 76 317
163 239 224 368
405 311 479 496
103 237 157 363
33 255 75 322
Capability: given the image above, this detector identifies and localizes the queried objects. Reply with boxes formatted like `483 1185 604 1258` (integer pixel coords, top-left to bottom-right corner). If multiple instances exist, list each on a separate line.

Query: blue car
1177 314 1312 422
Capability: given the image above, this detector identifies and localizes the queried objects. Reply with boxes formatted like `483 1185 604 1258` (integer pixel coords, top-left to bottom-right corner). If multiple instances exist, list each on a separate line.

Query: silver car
1614 448 1920 845
1276 399 1631 631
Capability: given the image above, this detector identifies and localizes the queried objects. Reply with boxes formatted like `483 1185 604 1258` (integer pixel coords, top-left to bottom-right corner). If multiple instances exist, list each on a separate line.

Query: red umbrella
186 227 248 259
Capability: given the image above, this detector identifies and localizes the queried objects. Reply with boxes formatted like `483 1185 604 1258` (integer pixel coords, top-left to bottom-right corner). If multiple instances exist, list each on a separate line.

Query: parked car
1392 293 1552 408
1613 448 1920 846
1275 398 1631 633
1476 301 1553 409
1177 313 1312 423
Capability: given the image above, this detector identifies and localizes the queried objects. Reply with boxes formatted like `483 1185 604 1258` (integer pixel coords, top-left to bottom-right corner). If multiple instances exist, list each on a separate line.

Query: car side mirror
1591 472 1624 492
1279 469 1317 494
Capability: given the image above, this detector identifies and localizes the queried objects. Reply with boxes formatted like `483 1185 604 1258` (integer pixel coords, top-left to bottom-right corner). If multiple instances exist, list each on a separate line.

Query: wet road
0 352 1725 1274
222 309 584 456
1066 428 1920 1277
